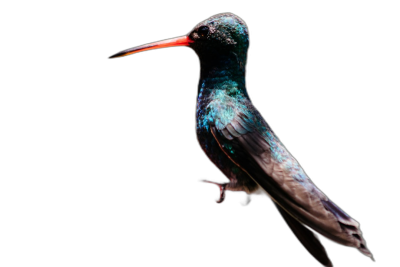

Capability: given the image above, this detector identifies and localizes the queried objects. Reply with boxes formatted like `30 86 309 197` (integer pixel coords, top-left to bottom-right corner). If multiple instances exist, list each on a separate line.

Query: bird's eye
198 26 209 37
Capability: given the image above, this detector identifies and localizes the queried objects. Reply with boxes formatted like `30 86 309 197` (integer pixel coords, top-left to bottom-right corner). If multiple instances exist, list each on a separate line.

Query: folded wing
210 109 372 259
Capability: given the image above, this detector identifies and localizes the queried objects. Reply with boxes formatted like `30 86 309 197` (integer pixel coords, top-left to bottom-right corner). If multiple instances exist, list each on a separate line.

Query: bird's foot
202 180 227 203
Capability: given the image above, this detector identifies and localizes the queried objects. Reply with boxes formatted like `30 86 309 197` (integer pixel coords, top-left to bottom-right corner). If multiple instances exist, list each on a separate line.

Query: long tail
275 203 333 267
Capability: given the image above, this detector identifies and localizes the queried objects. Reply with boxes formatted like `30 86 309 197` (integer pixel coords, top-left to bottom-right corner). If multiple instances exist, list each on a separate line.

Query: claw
202 180 227 203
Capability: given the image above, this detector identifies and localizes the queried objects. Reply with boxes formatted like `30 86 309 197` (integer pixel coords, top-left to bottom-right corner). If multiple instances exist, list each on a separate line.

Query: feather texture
208 106 372 258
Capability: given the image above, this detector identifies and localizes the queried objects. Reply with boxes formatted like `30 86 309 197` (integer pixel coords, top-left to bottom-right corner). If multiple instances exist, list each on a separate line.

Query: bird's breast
195 88 235 175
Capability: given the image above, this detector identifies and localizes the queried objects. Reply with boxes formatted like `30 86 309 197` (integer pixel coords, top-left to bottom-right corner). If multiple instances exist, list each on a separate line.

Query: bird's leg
202 180 228 203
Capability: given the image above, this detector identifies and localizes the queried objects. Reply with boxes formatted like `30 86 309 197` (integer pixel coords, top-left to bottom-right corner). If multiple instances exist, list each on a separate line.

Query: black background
43 1 396 266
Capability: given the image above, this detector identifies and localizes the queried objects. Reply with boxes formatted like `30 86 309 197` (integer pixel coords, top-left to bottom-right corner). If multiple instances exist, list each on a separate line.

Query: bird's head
188 13 249 60
109 13 249 63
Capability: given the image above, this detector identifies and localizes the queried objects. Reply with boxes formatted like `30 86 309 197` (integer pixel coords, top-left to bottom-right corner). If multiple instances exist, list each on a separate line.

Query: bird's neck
197 52 248 97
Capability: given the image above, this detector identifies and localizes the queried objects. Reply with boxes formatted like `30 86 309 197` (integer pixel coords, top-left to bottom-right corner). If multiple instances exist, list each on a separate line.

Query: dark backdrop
54 1 393 266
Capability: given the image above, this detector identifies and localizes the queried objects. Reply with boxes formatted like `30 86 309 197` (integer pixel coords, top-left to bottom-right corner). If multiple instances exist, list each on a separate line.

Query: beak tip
109 53 121 59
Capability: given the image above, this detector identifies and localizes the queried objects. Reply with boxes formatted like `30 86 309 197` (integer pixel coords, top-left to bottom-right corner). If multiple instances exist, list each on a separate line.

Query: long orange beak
109 35 193 59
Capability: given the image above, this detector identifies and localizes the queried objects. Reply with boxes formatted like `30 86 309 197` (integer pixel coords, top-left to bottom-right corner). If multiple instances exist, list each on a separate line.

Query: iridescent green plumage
110 12 373 267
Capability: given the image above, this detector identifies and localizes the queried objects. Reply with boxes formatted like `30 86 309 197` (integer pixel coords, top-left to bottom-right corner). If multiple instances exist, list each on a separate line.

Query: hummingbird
109 13 373 267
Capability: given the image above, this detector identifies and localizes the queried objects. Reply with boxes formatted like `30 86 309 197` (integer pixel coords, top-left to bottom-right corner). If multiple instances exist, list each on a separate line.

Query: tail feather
275 203 333 267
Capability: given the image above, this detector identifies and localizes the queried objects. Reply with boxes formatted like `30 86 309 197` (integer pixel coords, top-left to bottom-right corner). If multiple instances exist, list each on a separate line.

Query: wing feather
210 111 373 259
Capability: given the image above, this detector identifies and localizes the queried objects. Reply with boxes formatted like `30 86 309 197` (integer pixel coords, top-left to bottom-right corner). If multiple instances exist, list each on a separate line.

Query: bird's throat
198 52 247 94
